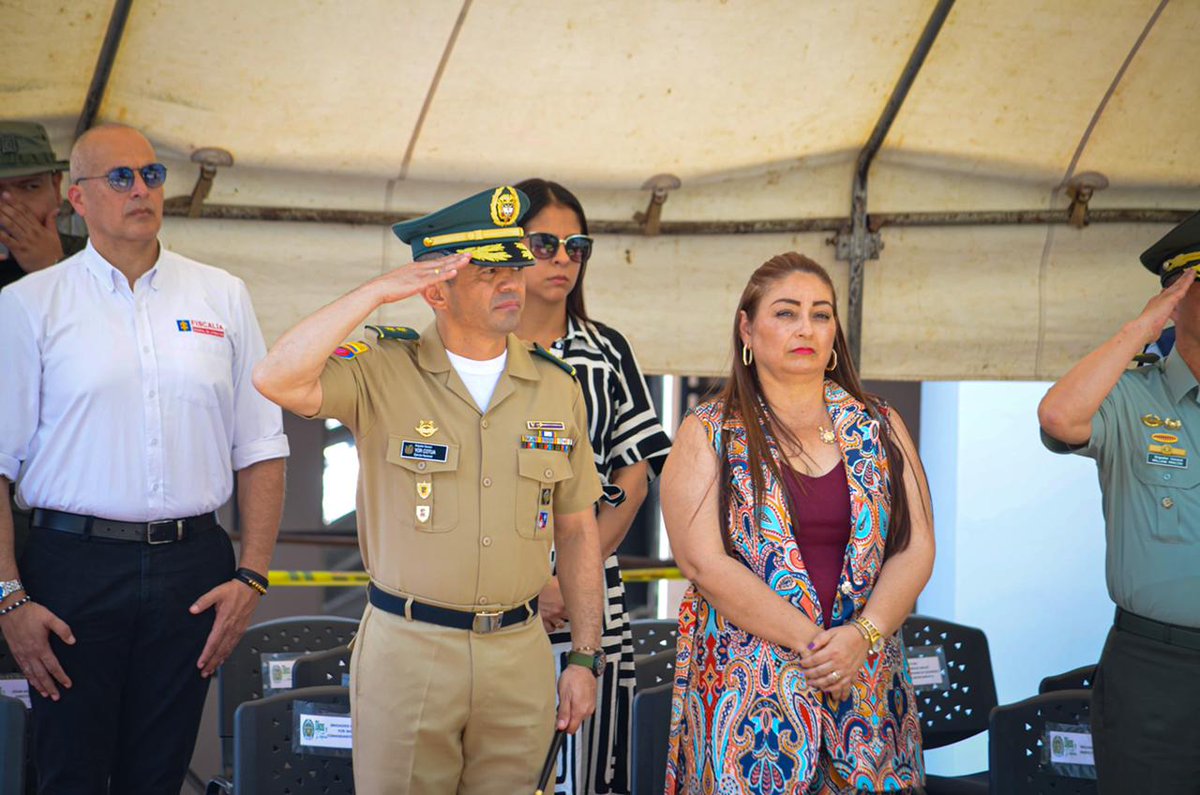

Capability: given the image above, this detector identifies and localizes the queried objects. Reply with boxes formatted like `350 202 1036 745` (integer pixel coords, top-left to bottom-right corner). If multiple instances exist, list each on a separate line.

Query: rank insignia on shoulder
531 343 575 377
366 324 420 341
333 341 370 359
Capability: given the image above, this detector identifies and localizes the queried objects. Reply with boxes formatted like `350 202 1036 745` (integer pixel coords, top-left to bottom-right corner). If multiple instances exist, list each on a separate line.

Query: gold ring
831 670 840 681
434 267 441 275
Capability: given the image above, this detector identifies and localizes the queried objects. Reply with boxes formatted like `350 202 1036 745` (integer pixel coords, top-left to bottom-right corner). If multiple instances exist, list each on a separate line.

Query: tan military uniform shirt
316 322 602 611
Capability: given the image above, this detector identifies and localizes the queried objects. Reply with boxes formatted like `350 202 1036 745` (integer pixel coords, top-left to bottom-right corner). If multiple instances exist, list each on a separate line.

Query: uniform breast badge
1142 414 1163 427
416 420 439 438
1165 417 1183 430
417 481 432 500
416 505 431 523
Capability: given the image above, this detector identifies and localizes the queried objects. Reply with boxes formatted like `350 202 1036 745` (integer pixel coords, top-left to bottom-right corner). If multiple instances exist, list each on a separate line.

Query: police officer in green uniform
254 186 606 795
1039 210 1200 793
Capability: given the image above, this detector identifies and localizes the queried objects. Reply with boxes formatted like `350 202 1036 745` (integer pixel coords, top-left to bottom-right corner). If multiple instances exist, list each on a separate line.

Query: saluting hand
371 252 469 304
0 601 75 701
190 579 261 677
1131 268 1196 346
0 195 64 271
556 665 597 734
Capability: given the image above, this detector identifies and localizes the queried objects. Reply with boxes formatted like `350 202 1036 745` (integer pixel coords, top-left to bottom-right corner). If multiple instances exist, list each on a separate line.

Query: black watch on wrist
566 649 606 677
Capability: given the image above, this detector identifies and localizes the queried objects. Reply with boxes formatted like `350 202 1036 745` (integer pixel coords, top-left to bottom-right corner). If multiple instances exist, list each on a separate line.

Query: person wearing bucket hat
254 185 606 794
0 121 86 289
1039 211 1200 793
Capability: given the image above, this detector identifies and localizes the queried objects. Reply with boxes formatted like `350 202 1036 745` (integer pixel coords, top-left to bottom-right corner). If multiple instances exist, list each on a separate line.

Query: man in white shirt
0 123 288 794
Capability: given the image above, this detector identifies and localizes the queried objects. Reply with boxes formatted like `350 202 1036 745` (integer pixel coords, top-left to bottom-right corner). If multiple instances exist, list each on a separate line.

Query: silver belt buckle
472 610 504 634
147 519 184 544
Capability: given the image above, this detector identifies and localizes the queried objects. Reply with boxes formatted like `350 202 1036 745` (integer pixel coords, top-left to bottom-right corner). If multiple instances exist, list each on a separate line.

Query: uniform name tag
400 441 449 462
1147 452 1188 468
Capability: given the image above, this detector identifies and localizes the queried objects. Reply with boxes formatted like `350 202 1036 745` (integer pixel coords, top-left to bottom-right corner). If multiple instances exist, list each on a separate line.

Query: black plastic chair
291 646 352 690
208 685 354 795
634 649 675 692
0 695 24 795
630 682 672 795
629 619 677 659
1038 664 1097 694
903 614 998 794
215 616 359 776
989 689 1096 795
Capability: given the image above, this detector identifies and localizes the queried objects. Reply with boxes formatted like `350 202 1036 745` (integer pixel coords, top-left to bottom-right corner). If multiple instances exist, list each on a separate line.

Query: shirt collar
562 314 598 351
82 239 166 293
1163 351 1200 404
417 322 539 381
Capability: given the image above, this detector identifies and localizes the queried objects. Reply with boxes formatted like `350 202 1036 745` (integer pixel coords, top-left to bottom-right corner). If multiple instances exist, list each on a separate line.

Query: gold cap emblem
490 186 521 227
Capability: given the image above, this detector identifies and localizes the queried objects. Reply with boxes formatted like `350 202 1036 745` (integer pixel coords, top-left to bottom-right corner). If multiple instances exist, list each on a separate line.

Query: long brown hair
513 178 590 322
714 252 916 560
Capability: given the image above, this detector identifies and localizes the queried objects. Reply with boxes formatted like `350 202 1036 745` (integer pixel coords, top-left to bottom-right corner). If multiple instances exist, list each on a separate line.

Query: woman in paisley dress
660 252 934 794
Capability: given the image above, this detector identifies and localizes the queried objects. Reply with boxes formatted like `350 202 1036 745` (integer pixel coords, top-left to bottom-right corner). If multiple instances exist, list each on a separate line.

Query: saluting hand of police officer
0 600 76 701
0 193 65 271
1131 267 1196 346
372 251 468 304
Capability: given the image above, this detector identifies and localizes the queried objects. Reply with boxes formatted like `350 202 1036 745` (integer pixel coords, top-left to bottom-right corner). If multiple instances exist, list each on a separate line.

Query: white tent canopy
7 0 1200 378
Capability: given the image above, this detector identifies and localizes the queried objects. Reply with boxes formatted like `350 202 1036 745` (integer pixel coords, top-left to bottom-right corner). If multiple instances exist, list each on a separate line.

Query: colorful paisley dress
664 382 924 795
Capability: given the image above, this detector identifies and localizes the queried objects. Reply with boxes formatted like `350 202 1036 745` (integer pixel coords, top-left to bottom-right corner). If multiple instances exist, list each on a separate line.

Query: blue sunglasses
74 163 167 192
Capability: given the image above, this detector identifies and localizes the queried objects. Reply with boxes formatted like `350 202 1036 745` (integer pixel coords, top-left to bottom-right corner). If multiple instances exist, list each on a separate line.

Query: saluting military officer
1039 210 1200 793
253 186 606 795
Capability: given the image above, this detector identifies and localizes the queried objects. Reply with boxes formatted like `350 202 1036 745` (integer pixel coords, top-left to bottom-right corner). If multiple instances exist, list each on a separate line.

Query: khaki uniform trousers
350 603 556 794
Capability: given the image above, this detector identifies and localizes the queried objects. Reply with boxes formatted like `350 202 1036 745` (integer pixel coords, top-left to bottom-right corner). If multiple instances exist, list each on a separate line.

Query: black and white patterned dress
548 316 672 795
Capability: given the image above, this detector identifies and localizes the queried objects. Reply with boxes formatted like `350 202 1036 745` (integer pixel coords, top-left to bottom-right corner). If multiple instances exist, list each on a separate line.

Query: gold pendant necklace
818 426 836 445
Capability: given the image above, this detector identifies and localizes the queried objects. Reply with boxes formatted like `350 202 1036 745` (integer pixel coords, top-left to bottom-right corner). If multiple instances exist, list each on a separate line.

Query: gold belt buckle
472 610 504 634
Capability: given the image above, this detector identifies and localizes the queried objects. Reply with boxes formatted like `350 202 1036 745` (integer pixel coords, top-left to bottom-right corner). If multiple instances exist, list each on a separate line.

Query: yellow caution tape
267 568 684 588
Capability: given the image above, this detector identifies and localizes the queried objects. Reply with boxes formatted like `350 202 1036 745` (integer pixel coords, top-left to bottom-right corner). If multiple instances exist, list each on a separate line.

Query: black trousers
1092 622 1200 795
22 524 235 795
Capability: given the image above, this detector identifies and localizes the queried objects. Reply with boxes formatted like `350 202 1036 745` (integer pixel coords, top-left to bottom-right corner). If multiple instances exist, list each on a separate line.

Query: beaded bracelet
0 595 32 616
234 568 269 596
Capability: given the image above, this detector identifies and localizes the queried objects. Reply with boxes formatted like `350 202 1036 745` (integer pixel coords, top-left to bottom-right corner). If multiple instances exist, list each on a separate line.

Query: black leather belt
31 508 218 545
1116 607 1200 652
368 583 537 634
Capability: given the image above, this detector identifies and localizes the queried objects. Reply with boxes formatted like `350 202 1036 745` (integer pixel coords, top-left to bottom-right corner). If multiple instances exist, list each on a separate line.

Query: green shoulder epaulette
531 343 576 377
366 324 420 341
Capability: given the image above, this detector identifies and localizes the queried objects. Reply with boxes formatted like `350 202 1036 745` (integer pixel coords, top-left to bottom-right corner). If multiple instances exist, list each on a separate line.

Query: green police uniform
314 188 602 794
1042 210 1200 793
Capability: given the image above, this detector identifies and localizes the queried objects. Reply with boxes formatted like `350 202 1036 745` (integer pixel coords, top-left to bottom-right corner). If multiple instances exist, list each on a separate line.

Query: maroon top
781 462 852 629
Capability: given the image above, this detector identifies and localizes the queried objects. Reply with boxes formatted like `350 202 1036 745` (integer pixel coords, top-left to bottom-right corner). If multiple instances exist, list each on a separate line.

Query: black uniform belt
368 583 537 634
31 508 218 545
1116 607 1200 652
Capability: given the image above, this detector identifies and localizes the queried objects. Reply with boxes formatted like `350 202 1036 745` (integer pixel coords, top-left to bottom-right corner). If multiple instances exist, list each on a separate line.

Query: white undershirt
445 349 507 412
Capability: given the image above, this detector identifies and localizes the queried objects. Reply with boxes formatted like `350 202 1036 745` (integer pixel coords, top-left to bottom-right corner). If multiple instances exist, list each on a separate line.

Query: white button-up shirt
0 241 289 522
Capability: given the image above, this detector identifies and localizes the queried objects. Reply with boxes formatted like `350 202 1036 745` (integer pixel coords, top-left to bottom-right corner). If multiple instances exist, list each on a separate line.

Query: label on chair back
260 652 304 693
904 645 950 691
0 676 30 708
293 700 353 757
1044 722 1096 779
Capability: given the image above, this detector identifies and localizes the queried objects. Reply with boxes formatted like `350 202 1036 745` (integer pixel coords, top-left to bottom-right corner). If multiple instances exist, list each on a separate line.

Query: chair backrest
630 619 678 659
0 696 24 795
630 682 672 795
634 649 675 692
291 646 352 690
232 685 354 794
989 689 1096 795
901 614 999 749
1038 664 1098 694
217 616 359 773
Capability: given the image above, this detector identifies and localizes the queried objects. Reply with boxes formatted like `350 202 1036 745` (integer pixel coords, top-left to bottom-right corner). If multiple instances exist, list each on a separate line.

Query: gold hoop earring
826 350 838 372
742 344 754 366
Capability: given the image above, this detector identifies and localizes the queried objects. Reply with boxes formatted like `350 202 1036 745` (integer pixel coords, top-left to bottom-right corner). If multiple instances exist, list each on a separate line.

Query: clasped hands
799 624 871 702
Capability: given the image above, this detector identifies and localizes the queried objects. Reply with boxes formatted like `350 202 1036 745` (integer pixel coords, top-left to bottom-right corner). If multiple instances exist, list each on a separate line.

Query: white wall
919 381 1112 775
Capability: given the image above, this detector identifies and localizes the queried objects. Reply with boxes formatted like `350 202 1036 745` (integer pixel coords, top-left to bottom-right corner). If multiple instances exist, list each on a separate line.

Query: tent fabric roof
6 0 1200 378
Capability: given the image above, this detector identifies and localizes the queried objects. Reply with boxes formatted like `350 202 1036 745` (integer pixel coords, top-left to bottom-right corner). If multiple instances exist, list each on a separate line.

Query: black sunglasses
74 163 168 192
526 232 593 264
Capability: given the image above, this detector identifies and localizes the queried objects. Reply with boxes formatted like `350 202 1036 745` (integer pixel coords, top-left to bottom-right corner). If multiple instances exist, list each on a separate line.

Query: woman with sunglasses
514 178 672 795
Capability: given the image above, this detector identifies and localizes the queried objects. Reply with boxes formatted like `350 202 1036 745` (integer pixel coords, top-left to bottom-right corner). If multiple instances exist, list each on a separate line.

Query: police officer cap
1141 209 1200 287
0 121 70 179
393 186 535 268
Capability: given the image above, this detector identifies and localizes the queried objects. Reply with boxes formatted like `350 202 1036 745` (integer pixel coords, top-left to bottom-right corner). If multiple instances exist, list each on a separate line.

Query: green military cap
1141 210 1200 287
392 186 535 267
0 122 69 179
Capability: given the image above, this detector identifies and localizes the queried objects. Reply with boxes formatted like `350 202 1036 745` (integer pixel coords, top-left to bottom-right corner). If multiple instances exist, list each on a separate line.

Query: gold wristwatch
853 616 885 654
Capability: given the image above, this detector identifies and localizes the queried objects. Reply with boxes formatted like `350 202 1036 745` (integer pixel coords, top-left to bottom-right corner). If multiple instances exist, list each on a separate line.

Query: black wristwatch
566 649 606 677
